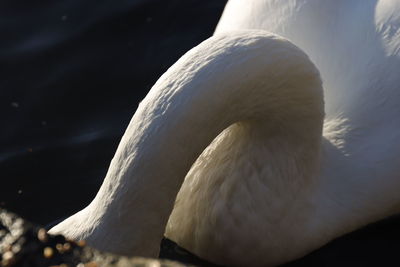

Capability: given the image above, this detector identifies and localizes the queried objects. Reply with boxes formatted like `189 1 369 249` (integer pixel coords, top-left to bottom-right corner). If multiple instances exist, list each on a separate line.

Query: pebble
56 243 64 253
37 228 48 242
84 262 98 267
77 240 86 247
43 246 54 258
63 242 71 252
2 251 15 267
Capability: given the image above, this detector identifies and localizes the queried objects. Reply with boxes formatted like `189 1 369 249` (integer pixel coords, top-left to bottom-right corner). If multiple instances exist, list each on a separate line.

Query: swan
50 1 400 266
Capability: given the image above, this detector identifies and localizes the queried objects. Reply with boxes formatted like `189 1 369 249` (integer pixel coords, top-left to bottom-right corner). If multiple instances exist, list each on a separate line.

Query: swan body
50 1 400 266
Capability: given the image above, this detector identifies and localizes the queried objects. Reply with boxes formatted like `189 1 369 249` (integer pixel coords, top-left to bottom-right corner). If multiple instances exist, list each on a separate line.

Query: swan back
216 0 400 120
216 0 400 210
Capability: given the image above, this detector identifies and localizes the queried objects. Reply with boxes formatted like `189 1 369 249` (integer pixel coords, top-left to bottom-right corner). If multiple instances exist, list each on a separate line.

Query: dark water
1 0 227 223
1 1 400 266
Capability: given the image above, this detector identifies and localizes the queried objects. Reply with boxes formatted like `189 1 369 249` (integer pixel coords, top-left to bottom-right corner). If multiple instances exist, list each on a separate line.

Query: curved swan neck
51 30 324 256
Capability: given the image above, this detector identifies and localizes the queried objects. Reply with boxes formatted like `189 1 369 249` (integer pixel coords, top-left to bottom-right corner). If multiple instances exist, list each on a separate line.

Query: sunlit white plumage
50 1 400 266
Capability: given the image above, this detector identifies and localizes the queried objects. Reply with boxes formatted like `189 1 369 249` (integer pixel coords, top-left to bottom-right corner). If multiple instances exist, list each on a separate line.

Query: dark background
0 0 227 223
1 0 400 266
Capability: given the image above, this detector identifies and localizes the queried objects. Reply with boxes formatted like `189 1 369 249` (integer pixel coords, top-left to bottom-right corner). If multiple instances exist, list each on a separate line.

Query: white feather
50 1 400 266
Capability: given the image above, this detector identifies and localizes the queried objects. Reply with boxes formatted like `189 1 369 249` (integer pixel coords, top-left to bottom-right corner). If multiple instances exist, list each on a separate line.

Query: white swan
50 1 400 266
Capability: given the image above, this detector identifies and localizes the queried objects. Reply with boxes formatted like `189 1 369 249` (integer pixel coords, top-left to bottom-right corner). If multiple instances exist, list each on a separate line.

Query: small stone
2 251 14 260
63 242 71 252
11 244 21 254
2 251 15 267
37 228 48 242
77 240 86 247
56 243 64 253
43 247 54 258
148 261 161 267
